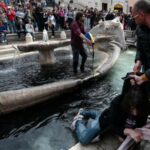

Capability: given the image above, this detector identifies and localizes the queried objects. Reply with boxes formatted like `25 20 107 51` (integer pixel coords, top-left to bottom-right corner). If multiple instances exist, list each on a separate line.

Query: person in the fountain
71 73 149 145
70 12 92 74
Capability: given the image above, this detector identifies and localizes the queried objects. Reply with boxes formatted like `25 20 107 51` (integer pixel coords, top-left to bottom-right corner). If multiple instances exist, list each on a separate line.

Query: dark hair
121 72 144 96
134 0 150 14
122 85 149 116
75 12 84 21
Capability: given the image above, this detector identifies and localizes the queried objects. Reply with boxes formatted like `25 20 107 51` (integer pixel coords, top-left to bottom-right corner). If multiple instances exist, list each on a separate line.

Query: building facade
56 0 131 13
128 0 137 12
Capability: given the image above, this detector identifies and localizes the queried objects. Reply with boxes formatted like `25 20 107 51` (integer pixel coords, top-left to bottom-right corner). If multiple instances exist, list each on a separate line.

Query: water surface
0 48 136 150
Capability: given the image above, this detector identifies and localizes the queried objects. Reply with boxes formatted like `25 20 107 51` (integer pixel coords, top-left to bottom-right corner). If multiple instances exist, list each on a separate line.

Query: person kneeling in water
71 74 149 145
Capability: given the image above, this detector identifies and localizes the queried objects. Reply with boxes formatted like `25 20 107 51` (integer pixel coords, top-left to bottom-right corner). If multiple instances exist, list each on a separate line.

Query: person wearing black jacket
16 18 26 39
71 73 149 145
129 0 150 89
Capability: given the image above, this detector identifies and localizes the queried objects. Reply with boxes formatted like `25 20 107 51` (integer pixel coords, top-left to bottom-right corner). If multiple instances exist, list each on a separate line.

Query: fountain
0 18 126 114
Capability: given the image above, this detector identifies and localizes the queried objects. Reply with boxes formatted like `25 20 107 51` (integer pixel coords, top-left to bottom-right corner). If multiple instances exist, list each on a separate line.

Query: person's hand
133 60 142 73
129 75 143 85
129 129 143 143
86 39 92 46
129 73 149 85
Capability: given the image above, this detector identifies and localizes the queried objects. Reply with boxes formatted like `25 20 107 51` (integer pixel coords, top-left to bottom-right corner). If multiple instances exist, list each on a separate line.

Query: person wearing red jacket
7 7 16 33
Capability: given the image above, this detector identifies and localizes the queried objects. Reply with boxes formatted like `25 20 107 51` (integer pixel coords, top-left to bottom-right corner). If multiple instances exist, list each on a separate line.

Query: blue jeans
75 110 101 145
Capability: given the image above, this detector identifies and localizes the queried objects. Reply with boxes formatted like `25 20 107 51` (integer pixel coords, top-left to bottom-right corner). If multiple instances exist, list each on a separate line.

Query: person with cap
70 12 92 74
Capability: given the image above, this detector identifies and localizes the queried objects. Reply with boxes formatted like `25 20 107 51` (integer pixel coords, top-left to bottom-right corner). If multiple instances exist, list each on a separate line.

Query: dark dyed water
0 48 94 92
0 48 135 150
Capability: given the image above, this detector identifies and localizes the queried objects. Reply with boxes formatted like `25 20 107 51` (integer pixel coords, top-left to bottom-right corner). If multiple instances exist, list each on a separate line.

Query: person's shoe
80 66 85 73
78 108 84 115
71 115 83 131
71 108 84 131
73 69 78 75
51 36 55 38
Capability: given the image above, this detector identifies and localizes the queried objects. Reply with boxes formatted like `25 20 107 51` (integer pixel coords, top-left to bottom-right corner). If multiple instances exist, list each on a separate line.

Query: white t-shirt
25 23 34 33
48 15 56 26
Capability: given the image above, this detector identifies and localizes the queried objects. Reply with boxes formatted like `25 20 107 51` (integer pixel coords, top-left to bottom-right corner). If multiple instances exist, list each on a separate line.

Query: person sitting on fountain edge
71 72 149 145
70 12 92 74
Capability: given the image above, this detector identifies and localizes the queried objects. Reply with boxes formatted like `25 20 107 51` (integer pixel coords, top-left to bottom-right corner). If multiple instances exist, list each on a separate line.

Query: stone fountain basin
0 36 121 115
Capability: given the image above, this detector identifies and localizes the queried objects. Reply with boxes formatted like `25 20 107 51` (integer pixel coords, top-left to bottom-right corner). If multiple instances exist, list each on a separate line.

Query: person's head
121 72 144 96
28 19 32 24
75 12 85 23
132 0 150 26
122 85 148 116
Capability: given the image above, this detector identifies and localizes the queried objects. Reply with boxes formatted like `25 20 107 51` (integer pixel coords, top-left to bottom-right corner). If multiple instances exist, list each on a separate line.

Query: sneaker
73 69 78 75
78 108 84 115
71 108 84 131
70 119 79 131
71 115 83 131
80 66 85 73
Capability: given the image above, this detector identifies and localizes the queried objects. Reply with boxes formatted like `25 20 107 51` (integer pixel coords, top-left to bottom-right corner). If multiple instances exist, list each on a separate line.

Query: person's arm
79 33 92 45
25 24 29 32
30 24 35 33
129 73 149 85
133 27 143 73
123 128 143 143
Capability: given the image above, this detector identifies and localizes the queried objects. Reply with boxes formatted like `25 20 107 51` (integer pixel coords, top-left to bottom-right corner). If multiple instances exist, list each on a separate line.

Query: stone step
0 44 13 50
6 30 71 44
0 53 15 61
0 48 16 55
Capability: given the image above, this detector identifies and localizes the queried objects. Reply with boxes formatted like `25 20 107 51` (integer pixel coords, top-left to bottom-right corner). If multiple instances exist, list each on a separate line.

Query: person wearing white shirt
46 11 56 38
25 19 35 39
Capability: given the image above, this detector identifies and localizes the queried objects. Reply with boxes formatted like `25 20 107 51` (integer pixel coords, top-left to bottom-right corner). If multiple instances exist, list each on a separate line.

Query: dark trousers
17 30 26 39
51 24 55 36
71 45 87 73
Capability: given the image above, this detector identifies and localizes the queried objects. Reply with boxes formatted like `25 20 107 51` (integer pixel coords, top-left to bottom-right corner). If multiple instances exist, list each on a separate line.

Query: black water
0 48 136 150
0 48 93 92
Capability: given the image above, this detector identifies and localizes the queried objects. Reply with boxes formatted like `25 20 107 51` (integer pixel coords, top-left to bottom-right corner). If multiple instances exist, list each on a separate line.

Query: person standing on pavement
70 12 92 74
129 0 150 89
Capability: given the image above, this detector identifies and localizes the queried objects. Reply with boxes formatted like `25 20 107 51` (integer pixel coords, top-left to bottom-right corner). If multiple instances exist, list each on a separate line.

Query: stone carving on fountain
90 17 126 50
17 39 70 65
0 18 126 114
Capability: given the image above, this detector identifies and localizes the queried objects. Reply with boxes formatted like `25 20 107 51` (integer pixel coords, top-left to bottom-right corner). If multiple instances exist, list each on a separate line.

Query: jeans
71 45 87 73
8 20 16 33
75 110 101 145
50 24 55 36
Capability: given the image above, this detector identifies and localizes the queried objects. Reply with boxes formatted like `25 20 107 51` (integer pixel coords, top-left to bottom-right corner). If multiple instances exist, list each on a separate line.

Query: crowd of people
0 0 137 43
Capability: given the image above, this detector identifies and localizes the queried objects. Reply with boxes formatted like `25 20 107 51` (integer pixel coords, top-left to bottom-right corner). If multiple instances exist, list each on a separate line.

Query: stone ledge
6 30 71 43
